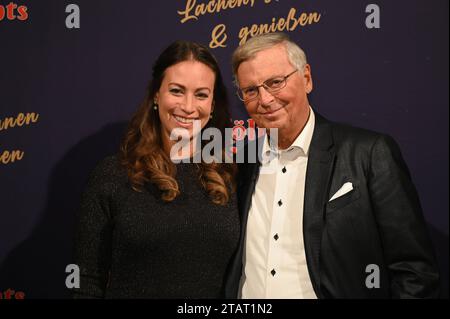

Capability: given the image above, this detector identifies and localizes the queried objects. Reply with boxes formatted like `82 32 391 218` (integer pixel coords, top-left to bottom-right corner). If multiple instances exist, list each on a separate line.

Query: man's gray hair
232 32 308 83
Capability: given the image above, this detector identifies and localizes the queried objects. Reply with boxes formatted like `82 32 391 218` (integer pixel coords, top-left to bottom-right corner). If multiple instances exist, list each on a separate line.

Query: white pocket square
329 182 353 202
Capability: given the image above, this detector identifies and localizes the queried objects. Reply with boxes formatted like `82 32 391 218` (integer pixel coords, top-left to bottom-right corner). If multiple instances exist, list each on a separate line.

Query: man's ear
303 64 313 94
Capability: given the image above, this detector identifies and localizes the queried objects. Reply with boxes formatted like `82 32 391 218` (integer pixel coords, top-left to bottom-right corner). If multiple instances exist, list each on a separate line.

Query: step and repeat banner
0 0 448 298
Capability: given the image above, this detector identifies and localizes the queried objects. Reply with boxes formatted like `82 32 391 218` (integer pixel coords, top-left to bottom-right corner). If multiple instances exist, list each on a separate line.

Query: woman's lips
173 115 198 128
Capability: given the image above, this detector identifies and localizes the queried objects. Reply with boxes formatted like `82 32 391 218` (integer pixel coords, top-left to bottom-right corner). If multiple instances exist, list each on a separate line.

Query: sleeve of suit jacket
368 134 440 298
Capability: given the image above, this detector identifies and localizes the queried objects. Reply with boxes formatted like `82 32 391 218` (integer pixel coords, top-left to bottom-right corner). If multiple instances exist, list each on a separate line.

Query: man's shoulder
316 114 403 160
321 116 389 148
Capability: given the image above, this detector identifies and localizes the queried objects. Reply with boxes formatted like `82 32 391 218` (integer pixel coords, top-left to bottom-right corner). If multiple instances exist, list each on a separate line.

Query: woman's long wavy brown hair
120 41 236 205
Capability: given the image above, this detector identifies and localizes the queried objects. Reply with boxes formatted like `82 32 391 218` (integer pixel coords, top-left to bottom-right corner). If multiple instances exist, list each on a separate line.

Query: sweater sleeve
72 157 117 298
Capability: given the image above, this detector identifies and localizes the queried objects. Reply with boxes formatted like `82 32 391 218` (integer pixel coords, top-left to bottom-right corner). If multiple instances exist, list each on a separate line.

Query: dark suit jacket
225 112 440 298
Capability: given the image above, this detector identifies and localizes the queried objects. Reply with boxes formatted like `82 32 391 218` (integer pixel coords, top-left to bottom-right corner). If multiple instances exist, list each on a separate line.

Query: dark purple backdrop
0 0 448 298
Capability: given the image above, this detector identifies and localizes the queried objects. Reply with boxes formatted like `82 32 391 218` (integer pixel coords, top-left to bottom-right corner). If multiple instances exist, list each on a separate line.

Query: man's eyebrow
265 73 285 80
240 74 284 89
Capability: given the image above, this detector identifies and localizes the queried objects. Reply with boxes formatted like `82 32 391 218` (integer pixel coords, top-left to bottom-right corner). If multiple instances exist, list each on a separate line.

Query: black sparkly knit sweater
73 155 240 298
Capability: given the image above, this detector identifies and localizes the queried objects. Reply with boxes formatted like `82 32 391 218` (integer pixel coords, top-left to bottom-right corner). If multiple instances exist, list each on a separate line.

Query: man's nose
258 86 275 106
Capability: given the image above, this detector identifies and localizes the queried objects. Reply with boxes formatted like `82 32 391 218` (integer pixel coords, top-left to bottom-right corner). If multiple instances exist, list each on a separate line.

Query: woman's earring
153 101 158 110
210 112 213 119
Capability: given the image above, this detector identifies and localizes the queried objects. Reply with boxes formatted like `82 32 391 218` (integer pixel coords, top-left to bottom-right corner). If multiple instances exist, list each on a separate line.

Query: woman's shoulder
87 154 128 186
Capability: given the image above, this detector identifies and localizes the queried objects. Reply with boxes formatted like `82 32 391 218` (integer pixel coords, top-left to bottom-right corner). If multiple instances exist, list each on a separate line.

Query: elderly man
225 32 439 298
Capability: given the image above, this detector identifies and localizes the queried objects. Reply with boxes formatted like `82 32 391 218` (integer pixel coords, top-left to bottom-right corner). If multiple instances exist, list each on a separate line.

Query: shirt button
271 269 276 276
274 233 279 241
282 167 287 173
278 199 283 206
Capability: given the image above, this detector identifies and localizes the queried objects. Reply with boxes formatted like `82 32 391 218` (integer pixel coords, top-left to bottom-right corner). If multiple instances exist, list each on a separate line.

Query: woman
74 41 239 298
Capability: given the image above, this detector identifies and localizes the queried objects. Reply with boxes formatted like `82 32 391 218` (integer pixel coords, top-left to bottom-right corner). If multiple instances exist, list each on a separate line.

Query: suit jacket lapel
239 163 260 223
303 114 336 298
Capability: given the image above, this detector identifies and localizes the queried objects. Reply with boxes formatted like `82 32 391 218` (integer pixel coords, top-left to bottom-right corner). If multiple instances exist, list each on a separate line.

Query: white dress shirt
240 107 317 299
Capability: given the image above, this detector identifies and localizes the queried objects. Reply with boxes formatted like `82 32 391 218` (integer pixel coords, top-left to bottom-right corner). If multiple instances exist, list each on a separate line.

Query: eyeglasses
236 69 298 102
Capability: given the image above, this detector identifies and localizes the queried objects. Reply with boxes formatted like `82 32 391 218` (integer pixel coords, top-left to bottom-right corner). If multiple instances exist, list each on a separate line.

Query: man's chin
256 119 285 130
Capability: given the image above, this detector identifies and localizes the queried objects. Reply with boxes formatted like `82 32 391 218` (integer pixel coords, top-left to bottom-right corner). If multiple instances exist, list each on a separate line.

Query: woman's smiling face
155 60 215 152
